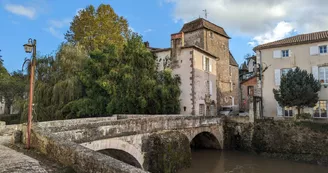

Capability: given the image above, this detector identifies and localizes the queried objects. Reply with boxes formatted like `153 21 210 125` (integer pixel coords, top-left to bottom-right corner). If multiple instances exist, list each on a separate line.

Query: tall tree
33 43 88 121
65 4 129 52
273 67 321 116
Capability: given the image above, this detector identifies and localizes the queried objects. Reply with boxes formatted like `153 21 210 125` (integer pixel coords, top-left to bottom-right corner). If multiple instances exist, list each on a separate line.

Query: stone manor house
147 18 239 116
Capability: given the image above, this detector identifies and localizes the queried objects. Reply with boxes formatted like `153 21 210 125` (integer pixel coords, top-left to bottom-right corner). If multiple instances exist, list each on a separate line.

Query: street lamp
23 38 36 149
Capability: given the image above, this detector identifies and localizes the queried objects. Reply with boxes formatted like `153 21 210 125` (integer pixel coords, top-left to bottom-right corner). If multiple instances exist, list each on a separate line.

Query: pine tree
273 67 321 116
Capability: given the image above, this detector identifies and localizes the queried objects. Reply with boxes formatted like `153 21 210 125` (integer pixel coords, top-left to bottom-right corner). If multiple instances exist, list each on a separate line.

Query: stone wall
252 119 328 165
142 131 191 173
223 116 253 151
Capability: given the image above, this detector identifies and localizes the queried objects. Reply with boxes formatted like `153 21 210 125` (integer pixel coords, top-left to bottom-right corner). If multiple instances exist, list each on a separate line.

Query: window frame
205 57 210 72
284 107 293 117
313 100 328 118
319 66 328 84
199 104 205 116
319 45 328 54
282 50 289 58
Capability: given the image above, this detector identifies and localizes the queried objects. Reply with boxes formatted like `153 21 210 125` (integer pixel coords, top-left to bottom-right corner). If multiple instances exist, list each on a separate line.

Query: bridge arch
180 127 223 150
80 139 144 169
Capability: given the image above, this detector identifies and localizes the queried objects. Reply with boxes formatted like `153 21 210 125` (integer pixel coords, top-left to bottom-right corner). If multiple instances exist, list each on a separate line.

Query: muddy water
179 150 327 173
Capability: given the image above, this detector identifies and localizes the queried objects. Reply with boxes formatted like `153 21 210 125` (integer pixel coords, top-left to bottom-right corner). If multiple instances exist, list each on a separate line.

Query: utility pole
203 9 208 19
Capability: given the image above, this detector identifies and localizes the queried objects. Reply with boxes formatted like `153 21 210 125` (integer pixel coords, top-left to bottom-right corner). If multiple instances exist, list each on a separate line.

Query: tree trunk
297 107 301 118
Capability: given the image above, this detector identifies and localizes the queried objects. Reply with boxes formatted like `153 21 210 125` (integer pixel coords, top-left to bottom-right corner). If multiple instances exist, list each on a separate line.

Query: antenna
203 9 208 19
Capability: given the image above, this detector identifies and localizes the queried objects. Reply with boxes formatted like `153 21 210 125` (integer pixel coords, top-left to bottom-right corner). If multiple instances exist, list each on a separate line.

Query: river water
179 150 327 173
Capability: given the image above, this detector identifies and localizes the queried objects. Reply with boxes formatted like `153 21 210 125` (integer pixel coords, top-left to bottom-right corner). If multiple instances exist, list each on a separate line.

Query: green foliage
273 67 321 115
0 69 26 115
296 113 312 120
65 4 129 53
32 34 181 121
294 121 328 133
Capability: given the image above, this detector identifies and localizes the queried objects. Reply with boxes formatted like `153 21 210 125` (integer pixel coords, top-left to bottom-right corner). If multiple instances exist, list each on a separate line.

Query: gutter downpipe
259 50 264 119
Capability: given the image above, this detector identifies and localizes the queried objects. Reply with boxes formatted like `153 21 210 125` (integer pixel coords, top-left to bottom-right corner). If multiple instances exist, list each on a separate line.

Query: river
179 150 327 173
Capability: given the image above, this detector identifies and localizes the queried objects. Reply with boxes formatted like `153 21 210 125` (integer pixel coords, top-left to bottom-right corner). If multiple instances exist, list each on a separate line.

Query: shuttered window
319 66 328 84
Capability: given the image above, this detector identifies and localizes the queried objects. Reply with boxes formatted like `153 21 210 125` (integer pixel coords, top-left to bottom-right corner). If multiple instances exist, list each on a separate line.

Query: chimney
144 41 150 48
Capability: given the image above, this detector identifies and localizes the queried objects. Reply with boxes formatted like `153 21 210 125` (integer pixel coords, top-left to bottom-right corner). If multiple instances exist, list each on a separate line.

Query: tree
0 70 26 115
65 4 129 53
33 43 88 121
273 67 321 116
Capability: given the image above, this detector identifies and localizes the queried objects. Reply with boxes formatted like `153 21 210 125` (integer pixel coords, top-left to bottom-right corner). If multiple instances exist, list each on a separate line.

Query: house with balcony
148 18 239 116
254 30 328 118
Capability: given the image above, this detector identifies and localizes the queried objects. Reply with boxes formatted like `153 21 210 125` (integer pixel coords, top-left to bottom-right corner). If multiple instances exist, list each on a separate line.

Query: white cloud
49 19 71 28
144 29 153 33
44 27 63 39
45 18 71 39
250 21 295 45
4 4 36 19
166 0 328 45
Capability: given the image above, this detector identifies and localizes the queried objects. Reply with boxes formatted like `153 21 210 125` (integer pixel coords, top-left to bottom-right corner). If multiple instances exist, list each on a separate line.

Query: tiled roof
229 51 238 67
180 18 230 39
254 30 328 50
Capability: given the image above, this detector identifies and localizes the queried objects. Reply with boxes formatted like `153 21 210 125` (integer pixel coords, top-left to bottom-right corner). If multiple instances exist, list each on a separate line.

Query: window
319 66 328 84
313 101 327 118
319 45 327 54
284 107 293 117
205 58 210 71
247 86 254 96
281 68 292 76
209 32 213 39
282 50 289 57
184 106 186 112
199 104 205 116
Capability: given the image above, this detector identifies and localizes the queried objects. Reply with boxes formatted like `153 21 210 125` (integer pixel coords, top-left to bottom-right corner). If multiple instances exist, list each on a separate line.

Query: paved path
0 136 48 173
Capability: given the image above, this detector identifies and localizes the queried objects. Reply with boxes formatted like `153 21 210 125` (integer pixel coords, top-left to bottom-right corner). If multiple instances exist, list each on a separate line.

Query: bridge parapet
40 115 221 143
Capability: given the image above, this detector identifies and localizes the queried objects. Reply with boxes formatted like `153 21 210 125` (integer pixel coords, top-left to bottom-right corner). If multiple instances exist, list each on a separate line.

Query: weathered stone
142 131 191 173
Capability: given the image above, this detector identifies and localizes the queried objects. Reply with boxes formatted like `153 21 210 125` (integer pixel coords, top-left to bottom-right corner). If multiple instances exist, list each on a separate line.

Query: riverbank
225 117 328 166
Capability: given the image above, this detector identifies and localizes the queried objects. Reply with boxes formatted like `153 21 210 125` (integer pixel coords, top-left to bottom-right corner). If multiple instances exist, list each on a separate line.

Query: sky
1 0 328 72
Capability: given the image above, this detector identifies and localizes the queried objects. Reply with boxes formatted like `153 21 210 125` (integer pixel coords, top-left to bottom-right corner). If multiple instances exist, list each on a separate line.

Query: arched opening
99 149 142 168
190 132 221 150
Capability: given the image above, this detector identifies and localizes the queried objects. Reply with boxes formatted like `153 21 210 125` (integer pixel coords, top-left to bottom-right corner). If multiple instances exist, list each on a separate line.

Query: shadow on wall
190 132 221 150
99 149 142 168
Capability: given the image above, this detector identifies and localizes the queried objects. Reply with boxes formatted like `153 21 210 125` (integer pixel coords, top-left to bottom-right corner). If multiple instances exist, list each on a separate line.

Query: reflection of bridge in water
29 115 225 172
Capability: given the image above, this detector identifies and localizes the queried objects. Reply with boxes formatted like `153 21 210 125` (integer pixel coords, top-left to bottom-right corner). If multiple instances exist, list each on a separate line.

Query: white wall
259 41 328 118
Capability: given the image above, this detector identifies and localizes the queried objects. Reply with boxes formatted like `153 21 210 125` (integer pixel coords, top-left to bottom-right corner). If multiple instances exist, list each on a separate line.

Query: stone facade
152 18 239 115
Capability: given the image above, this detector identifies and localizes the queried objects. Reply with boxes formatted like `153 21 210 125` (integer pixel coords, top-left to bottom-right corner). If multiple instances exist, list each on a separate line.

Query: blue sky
1 0 326 72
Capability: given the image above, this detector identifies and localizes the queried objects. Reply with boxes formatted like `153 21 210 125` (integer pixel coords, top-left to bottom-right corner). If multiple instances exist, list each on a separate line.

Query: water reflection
180 150 327 173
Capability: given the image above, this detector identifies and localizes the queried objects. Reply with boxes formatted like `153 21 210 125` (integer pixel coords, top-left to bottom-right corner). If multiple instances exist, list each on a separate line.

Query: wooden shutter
202 56 206 70
277 103 283 117
310 46 319 55
274 69 281 86
209 59 212 72
273 50 281 58
312 66 319 80
210 80 213 95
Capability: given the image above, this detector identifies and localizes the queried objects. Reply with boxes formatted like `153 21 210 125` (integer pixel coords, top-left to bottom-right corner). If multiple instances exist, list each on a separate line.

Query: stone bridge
25 115 226 173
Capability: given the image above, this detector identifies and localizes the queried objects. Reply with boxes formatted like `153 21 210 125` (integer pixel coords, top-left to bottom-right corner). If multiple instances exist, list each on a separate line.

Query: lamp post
23 38 36 149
